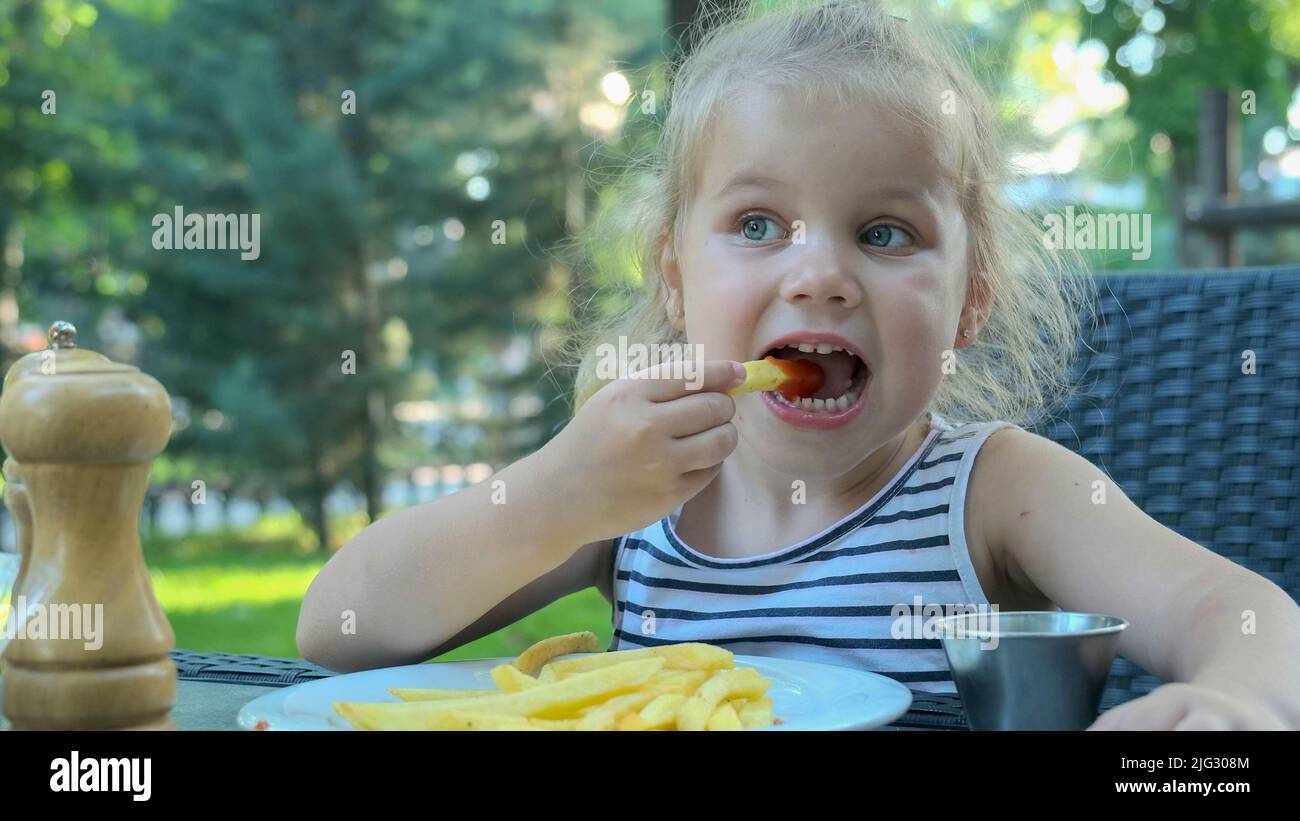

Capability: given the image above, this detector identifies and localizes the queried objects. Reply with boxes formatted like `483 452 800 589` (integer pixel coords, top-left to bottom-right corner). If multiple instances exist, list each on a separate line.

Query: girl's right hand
541 360 746 546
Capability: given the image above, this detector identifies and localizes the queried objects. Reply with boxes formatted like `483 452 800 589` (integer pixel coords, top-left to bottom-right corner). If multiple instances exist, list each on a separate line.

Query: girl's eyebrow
713 172 790 199
867 185 929 202
714 172 940 207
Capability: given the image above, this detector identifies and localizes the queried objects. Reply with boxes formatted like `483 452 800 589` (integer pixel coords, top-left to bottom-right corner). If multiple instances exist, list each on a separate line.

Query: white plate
237 653 913 731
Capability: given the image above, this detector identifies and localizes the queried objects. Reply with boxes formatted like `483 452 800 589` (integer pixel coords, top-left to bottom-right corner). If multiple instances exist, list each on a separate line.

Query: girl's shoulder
926 412 1025 454
960 418 1111 607
927 412 1089 599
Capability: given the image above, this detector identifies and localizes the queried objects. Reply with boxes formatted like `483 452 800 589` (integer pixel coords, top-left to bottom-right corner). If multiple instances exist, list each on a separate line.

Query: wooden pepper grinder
0 321 176 730
2 324 109 606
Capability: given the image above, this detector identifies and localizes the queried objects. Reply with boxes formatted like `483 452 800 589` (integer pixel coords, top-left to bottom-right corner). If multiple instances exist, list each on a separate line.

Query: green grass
142 512 611 664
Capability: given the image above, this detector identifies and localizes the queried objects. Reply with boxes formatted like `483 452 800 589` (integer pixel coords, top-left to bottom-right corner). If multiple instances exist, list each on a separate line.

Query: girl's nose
778 241 863 309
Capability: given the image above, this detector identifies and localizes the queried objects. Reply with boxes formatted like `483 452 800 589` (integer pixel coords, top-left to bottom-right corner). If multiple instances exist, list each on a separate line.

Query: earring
961 329 971 339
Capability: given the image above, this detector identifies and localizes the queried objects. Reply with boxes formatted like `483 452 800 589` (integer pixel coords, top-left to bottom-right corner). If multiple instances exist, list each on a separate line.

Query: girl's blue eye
862 223 914 248
739 215 783 242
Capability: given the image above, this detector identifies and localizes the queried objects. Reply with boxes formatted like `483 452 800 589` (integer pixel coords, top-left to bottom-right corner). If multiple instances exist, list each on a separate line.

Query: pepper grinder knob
48 320 77 349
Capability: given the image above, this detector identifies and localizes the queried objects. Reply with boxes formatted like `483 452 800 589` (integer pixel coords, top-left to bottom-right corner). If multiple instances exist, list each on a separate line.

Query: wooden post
1182 88 1300 266
1195 89 1238 267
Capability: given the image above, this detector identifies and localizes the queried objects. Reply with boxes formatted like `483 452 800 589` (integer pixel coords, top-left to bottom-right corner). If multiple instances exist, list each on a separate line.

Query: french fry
618 714 651 731
512 631 602 676
490 663 540 692
544 643 733 677
706 702 743 731
633 693 688 730
387 687 496 702
415 711 581 731
575 690 658 731
727 356 824 399
642 669 710 696
736 696 774 729
676 668 771 731
334 656 666 730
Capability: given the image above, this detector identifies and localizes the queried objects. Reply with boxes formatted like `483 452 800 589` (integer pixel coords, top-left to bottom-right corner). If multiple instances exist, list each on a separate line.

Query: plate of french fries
237 631 914 731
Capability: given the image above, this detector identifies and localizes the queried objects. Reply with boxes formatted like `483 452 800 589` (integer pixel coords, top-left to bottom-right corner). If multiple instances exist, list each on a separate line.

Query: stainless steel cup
937 610 1127 730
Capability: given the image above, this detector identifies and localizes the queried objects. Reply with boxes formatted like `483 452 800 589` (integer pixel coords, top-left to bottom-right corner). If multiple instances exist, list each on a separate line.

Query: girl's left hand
1086 682 1293 730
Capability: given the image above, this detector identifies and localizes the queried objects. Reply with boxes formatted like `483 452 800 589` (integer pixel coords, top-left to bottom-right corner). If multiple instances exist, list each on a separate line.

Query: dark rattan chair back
1033 266 1300 707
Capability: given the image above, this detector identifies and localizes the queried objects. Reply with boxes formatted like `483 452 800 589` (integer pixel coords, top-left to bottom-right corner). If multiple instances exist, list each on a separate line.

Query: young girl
298 0 1300 729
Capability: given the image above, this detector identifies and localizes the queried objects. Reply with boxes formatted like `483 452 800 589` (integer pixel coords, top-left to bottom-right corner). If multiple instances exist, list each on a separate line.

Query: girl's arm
418 536 618 661
296 446 607 673
297 360 744 673
969 428 1300 729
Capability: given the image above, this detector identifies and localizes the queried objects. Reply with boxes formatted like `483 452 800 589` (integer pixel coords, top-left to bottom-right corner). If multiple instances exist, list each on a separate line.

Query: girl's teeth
779 341 848 353
772 389 860 413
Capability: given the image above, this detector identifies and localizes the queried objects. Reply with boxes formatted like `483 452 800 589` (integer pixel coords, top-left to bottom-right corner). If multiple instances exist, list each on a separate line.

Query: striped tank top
608 413 1018 693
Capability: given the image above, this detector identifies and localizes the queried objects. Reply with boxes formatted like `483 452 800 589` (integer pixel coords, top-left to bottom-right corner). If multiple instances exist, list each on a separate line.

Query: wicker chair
1033 265 1300 709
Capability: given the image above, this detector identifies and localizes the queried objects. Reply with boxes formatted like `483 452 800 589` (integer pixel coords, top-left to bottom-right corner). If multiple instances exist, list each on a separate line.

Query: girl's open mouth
758 340 871 430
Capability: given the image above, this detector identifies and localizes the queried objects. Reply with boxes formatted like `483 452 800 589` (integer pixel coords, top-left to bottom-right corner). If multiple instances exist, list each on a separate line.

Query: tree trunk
308 485 330 554
337 5 384 527
182 490 197 533
305 434 332 553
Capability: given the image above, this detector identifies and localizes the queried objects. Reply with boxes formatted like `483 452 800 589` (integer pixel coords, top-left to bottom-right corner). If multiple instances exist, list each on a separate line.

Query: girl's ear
658 234 687 332
955 271 992 348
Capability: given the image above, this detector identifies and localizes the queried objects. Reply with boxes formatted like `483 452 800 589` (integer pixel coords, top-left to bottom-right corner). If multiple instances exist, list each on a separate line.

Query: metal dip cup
937 611 1128 730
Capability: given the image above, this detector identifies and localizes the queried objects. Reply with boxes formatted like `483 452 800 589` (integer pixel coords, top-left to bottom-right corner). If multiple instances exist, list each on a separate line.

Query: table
2 649 972 731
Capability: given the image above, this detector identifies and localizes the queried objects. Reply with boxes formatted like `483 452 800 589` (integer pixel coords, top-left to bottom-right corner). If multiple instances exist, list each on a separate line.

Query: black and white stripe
609 414 1018 694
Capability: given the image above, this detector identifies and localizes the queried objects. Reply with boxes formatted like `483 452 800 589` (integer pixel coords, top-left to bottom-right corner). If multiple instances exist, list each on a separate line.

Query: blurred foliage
1082 0 1297 173
0 0 664 549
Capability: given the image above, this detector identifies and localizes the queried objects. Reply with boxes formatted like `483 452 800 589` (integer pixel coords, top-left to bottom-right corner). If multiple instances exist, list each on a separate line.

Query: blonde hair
561 0 1092 426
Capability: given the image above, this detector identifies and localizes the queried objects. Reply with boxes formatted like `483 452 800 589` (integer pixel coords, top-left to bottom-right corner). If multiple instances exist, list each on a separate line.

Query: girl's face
663 87 980 480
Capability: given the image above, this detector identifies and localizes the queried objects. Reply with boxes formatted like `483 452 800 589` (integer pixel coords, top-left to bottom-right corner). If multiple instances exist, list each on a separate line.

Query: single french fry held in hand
726 356 825 400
